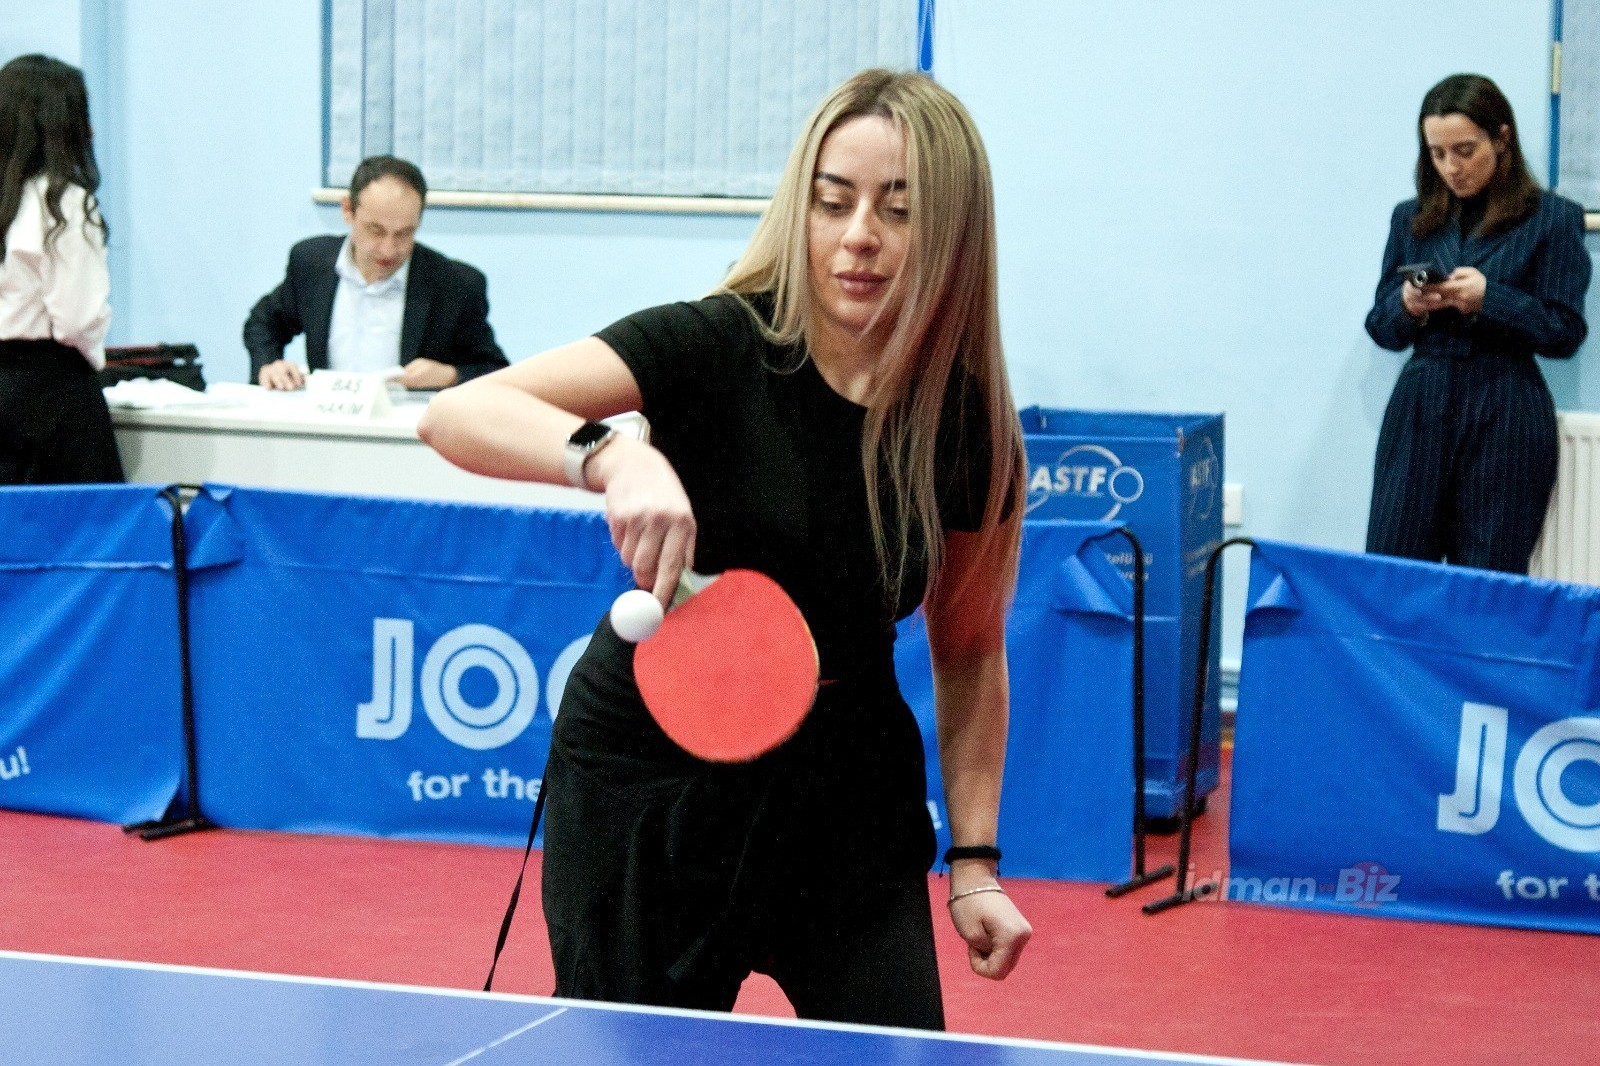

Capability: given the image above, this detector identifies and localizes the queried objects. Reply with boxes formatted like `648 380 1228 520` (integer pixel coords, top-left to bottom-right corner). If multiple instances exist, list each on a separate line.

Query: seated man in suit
243 155 508 390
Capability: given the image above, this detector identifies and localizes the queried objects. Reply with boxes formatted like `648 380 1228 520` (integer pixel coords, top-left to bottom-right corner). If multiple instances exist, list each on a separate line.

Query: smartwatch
563 421 618 489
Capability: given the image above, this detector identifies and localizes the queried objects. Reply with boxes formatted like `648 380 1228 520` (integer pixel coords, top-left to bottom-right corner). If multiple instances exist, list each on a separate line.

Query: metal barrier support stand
123 485 216 841
1106 527 1174 897
1143 536 1254 915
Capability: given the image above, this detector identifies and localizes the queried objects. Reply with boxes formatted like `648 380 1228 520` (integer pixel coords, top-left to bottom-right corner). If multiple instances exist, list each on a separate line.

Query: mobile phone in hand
1396 262 1447 286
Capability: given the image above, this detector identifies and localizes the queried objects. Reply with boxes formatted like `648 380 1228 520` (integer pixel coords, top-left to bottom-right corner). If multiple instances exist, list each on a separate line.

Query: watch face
569 422 613 448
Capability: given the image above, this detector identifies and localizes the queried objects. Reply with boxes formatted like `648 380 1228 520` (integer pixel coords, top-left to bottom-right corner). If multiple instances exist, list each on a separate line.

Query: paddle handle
609 570 715 644
671 570 714 607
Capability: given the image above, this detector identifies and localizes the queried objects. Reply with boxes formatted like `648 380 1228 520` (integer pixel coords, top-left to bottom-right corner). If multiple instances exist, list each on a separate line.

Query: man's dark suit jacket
243 234 509 384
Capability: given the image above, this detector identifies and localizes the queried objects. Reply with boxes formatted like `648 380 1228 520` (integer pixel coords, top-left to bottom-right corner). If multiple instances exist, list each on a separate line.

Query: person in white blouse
0 53 121 485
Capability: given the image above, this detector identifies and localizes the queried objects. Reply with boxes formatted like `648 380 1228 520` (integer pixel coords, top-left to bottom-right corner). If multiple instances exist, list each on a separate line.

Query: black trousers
0 338 124 485
596 871 947 1030
542 624 944 1030
1367 355 1555 573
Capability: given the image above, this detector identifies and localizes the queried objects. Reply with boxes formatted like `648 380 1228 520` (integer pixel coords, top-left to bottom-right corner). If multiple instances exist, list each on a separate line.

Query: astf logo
1186 436 1219 523
1438 702 1600 853
356 619 589 750
1025 444 1144 520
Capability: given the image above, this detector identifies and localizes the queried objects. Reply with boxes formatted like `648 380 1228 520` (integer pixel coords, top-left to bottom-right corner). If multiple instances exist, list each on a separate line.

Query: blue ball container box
1019 407 1226 820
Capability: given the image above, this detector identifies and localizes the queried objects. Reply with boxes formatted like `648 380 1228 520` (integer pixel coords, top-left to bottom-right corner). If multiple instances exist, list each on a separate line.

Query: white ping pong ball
611 588 665 643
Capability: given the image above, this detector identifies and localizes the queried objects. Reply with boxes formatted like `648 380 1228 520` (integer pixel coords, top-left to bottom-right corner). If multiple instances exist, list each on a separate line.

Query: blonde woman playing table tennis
422 68 1031 1028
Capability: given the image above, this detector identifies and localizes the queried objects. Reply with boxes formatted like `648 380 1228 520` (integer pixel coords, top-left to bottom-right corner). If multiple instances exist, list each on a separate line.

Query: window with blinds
325 0 928 200
1557 0 1600 208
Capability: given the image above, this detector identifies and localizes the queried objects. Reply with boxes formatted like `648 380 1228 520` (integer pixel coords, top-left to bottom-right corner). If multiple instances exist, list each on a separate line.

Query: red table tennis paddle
612 569 818 762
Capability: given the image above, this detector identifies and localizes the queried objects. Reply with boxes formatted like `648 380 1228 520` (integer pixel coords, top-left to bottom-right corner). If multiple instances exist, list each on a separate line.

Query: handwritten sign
306 370 394 420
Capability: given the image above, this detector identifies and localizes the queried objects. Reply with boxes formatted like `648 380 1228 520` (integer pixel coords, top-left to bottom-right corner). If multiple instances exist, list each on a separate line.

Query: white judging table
109 382 602 510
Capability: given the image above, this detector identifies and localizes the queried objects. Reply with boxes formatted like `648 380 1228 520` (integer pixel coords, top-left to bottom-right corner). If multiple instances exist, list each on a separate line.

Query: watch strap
943 844 1002 867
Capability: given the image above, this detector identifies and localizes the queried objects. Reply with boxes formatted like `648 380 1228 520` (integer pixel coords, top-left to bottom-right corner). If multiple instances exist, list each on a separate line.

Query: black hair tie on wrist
943 844 1001 867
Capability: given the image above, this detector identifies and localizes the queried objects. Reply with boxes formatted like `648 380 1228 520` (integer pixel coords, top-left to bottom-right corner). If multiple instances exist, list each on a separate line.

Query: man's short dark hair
349 155 427 208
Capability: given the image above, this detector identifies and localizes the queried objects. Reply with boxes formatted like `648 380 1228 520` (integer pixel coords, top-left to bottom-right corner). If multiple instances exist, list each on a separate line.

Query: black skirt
0 338 124 485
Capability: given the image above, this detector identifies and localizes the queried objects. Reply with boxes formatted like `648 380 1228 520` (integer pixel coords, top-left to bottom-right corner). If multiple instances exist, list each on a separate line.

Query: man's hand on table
258 361 306 391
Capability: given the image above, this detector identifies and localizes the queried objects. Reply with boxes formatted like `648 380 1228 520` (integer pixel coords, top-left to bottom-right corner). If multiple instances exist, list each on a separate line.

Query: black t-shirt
596 292 992 682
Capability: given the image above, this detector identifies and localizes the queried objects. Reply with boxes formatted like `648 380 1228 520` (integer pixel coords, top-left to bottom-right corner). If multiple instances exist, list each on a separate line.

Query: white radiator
1530 411 1600 585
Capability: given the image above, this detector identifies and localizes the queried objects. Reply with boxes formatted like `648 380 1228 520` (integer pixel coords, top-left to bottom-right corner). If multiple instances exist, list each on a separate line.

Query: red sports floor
1 765 1594 1066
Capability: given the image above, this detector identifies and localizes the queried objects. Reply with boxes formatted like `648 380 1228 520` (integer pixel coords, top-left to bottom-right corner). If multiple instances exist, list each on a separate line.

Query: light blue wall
0 0 80 64
17 0 1591 655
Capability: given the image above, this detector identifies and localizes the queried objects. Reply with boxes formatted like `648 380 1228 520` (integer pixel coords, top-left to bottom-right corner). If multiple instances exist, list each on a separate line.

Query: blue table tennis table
0 950 1313 1066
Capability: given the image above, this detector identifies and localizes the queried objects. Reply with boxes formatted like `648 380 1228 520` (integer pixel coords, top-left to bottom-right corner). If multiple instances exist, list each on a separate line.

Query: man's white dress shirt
327 238 409 374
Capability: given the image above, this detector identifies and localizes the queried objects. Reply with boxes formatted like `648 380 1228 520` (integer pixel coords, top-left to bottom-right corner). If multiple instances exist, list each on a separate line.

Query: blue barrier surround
0 485 184 825
14 484 1599 937
1229 538 1600 935
181 484 629 847
1 484 1141 885
15 480 1600 928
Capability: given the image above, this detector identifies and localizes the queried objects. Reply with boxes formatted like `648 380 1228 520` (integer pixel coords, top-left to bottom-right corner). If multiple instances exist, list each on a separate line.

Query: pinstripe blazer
1365 190 1591 361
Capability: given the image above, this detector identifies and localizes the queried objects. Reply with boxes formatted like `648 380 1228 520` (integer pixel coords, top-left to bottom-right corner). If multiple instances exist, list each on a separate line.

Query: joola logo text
1438 701 1600 853
356 619 589 750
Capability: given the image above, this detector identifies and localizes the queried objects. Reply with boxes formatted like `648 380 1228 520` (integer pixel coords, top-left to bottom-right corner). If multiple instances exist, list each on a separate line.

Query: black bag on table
98 344 206 391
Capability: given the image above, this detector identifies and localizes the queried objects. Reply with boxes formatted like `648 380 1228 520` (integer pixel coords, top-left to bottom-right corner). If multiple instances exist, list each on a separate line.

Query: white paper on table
102 378 247 410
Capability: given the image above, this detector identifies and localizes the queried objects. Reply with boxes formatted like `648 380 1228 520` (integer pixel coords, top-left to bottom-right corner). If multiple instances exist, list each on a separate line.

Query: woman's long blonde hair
721 69 1025 630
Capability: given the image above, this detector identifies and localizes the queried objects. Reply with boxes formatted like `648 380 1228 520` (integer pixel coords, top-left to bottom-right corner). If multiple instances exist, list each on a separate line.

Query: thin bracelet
947 885 1006 907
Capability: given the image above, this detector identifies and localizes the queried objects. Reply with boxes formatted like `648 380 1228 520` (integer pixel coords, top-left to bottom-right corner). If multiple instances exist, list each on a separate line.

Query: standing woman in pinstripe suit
1366 73 1590 572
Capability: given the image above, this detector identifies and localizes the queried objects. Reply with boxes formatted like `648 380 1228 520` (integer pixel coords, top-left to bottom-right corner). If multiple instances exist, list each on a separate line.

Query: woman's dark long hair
1412 73 1539 239
0 54 105 261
